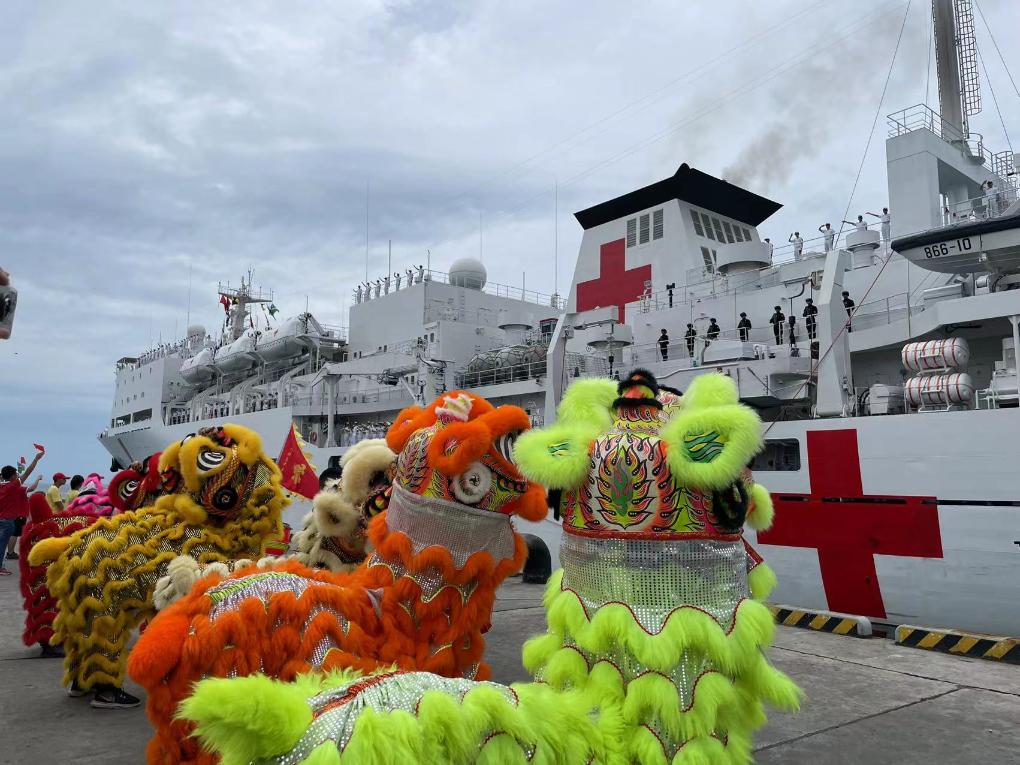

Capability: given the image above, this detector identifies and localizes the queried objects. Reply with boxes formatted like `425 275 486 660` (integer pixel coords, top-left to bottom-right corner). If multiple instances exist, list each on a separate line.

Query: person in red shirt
0 448 44 575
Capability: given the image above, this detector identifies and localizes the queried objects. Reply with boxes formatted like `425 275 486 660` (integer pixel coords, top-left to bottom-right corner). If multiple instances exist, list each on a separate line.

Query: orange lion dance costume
130 391 547 764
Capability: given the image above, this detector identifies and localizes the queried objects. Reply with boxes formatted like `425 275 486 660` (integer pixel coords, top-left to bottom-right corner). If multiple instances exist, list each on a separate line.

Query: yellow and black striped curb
895 625 1020 664
769 604 872 638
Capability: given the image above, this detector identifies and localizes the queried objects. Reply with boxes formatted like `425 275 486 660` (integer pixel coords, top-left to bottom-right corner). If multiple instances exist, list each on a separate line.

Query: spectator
867 208 891 241
0 449 44 574
684 323 697 357
803 298 818 340
842 290 855 332
706 318 720 345
788 232 803 260
818 223 835 253
658 329 670 361
67 474 85 505
46 472 69 512
770 306 785 344
737 312 752 342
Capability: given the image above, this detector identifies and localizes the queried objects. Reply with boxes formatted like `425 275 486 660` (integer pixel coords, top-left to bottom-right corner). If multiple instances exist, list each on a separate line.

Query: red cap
53 472 69 481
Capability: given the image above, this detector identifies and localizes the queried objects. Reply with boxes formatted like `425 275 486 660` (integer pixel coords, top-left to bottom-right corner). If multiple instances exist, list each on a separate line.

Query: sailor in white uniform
817 223 835 252
868 208 891 241
844 215 868 232
788 232 803 260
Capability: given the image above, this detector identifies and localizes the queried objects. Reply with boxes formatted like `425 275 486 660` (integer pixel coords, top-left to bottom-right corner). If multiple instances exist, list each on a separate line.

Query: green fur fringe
746 483 775 530
557 378 618 427
513 424 595 490
681 374 740 410
747 562 778 602
661 404 763 491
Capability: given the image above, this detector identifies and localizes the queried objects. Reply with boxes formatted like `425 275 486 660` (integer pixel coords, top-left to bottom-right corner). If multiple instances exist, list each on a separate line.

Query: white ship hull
747 407 1020 636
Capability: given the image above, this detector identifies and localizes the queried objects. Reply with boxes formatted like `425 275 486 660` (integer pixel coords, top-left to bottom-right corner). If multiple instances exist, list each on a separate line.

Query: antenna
365 180 370 281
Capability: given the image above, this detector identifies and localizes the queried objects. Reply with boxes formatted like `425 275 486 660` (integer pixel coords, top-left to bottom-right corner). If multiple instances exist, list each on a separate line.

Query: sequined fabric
558 530 748 633
384 483 517 568
265 671 517 764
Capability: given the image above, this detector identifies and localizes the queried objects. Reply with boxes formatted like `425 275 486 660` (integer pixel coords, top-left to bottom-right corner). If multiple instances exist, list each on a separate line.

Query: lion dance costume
28 424 287 703
150 437 397 611
159 372 799 764
129 391 547 764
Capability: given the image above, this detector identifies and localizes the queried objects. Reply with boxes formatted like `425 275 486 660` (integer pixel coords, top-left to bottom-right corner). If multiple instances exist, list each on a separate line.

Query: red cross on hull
575 239 651 324
757 429 944 619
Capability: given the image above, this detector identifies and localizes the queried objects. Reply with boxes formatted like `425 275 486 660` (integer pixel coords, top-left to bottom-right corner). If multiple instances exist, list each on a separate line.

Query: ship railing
318 324 348 342
455 359 548 388
359 268 565 310
627 326 811 365
888 104 984 156
941 187 1020 225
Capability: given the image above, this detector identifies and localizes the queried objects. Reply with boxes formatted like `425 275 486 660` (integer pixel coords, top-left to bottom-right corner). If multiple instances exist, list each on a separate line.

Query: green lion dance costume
29 424 287 707
175 371 798 764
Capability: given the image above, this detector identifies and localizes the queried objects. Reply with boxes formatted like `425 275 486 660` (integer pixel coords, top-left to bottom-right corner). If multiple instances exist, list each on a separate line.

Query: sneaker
6 551 18 560
0 568 11 576
90 686 141 709
67 680 88 698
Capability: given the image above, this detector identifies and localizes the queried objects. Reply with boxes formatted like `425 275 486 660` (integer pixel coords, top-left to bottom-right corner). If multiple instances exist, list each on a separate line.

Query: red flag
277 425 319 499
219 295 230 313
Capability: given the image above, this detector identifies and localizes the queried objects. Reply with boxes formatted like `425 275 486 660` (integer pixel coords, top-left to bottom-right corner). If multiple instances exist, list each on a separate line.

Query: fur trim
337 441 395 503
681 373 741 410
748 563 778 602
660 404 763 491
556 378 618 427
746 482 775 531
513 425 594 490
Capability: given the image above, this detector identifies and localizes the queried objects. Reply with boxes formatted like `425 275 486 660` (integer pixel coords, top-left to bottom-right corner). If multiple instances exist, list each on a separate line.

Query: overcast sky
2 0 1017 477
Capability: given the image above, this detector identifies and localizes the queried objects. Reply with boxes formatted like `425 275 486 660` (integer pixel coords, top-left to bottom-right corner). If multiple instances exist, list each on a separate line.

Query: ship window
700 247 715 274
733 225 744 242
626 218 637 248
722 221 735 243
742 227 752 241
638 213 650 245
750 439 801 471
711 217 726 242
652 209 664 240
701 213 715 240
689 209 704 236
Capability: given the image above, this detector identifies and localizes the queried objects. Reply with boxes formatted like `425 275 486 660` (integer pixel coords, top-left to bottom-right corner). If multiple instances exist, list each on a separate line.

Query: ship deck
1 574 1018 763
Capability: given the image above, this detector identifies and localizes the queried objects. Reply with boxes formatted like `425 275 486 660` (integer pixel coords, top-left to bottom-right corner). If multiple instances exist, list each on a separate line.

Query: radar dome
187 324 206 338
448 257 487 289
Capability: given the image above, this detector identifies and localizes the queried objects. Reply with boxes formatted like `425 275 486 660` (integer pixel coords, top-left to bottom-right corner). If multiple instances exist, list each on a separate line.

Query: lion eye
494 431 520 464
197 449 226 471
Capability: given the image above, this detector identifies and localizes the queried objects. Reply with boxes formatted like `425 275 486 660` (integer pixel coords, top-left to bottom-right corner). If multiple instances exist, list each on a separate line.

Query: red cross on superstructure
758 429 943 619
575 239 651 324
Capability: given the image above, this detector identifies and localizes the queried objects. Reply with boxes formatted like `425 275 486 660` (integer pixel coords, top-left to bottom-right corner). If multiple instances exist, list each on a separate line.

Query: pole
365 180 370 281
554 178 559 299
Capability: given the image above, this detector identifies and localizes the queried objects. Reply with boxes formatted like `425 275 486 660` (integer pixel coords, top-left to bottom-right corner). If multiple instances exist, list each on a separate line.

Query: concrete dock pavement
1 573 1018 764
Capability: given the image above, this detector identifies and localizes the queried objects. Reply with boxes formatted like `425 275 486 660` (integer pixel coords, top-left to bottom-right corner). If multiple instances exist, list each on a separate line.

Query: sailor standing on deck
788 232 803 260
770 306 785 344
706 319 720 346
844 215 868 232
803 298 818 340
868 208 891 241
787 312 797 345
842 291 855 332
658 329 670 361
818 223 835 252
737 313 752 342
684 323 697 357
764 238 774 260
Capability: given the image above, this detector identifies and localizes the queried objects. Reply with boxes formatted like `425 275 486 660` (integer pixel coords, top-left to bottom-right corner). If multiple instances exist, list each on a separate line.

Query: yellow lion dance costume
29 424 287 708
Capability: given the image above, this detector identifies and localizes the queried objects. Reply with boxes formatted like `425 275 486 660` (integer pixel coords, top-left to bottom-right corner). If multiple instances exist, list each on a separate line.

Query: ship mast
932 0 981 141
217 268 273 343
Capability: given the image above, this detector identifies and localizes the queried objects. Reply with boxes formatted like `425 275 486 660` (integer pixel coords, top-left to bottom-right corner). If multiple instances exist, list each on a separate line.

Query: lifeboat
179 347 216 385
256 315 321 363
214 332 259 373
